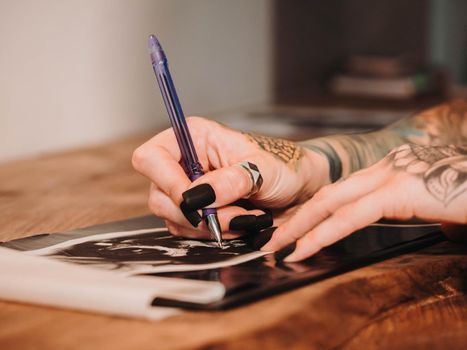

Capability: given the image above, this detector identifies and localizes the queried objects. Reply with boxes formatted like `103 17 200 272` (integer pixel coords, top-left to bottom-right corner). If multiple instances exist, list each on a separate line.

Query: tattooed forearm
245 133 303 171
301 131 406 182
390 144 467 206
302 99 467 182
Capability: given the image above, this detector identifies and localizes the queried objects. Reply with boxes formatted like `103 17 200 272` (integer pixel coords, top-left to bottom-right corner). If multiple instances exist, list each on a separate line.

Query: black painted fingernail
251 227 276 250
229 215 257 231
180 201 202 227
182 183 216 211
274 242 296 261
255 212 273 231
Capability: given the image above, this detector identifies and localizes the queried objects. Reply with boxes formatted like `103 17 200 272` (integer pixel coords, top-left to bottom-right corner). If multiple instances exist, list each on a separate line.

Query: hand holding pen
147 35 223 246
133 35 322 246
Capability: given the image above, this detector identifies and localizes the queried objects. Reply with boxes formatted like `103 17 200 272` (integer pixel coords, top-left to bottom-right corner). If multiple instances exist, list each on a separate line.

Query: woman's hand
132 117 328 238
262 144 467 261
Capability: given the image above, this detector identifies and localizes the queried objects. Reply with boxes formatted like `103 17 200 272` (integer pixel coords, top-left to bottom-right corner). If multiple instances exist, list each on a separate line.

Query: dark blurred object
272 0 463 109
442 223 467 244
329 54 448 100
345 54 416 78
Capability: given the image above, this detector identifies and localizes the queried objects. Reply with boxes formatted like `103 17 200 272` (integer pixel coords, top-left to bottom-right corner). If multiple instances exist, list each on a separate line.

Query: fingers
150 184 272 236
148 184 201 227
187 156 267 208
262 167 388 252
134 119 285 239
165 206 271 240
215 205 268 232
165 221 211 240
284 191 384 261
227 210 273 232
133 123 268 219
133 133 191 204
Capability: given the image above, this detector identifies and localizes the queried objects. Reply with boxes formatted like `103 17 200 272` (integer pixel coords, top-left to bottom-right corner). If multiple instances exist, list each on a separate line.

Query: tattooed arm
133 101 466 244
263 143 467 261
302 99 467 183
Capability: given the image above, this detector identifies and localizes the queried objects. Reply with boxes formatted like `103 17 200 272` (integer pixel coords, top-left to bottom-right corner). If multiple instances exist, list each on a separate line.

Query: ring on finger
237 161 263 198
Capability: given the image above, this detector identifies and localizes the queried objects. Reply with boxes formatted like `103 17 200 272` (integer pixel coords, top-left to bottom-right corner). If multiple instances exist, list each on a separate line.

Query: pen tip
206 214 223 248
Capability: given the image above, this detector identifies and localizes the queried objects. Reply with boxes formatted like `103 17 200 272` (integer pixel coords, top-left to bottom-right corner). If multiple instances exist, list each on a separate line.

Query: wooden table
0 134 466 350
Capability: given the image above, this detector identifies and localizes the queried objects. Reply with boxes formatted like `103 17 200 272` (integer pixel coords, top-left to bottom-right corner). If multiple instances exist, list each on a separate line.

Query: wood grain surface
0 134 466 350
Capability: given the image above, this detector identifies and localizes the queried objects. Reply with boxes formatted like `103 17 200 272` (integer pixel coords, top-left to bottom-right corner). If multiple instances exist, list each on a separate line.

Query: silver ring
237 161 263 198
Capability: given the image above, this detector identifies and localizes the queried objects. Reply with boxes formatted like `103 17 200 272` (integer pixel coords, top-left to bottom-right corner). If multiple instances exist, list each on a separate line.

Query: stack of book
329 55 445 100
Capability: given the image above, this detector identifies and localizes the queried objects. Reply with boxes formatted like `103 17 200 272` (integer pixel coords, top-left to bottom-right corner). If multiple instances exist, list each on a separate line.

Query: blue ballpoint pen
148 34 223 247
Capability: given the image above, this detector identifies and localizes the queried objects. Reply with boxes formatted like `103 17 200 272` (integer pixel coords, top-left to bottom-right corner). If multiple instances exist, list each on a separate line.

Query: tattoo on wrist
301 141 342 183
389 144 467 206
244 133 303 171
302 130 408 182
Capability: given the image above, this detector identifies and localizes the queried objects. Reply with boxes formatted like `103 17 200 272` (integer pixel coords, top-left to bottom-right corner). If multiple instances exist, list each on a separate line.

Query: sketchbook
0 216 444 320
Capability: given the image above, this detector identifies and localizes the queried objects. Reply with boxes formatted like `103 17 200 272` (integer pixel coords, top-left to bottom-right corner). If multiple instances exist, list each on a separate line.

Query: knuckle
187 116 222 141
305 227 328 249
268 233 288 251
281 221 303 243
236 168 252 196
333 207 360 230
166 222 181 236
394 143 411 153
288 227 305 242
217 167 250 200
148 194 164 216
132 146 148 171
186 117 211 141
275 220 303 245
166 183 182 203
296 234 321 255
186 116 209 128
313 184 333 201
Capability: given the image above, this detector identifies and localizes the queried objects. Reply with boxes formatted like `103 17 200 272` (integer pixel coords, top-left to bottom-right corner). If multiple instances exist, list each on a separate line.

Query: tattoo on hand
245 133 303 171
390 144 467 205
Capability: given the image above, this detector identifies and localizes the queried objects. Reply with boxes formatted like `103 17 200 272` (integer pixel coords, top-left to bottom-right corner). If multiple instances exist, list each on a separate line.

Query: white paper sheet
0 223 273 320
0 246 225 320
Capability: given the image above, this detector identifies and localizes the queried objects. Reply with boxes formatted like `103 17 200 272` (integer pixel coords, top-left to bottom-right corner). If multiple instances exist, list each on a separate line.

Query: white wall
0 0 272 162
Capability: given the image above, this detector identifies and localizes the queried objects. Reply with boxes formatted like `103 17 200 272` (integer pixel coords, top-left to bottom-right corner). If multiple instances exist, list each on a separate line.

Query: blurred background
1 0 466 162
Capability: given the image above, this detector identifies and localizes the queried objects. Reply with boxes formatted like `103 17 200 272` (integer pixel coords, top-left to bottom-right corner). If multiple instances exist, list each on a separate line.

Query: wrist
298 147 331 198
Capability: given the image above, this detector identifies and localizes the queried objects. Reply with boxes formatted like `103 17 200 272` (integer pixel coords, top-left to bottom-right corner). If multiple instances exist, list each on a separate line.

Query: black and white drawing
25 228 268 275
